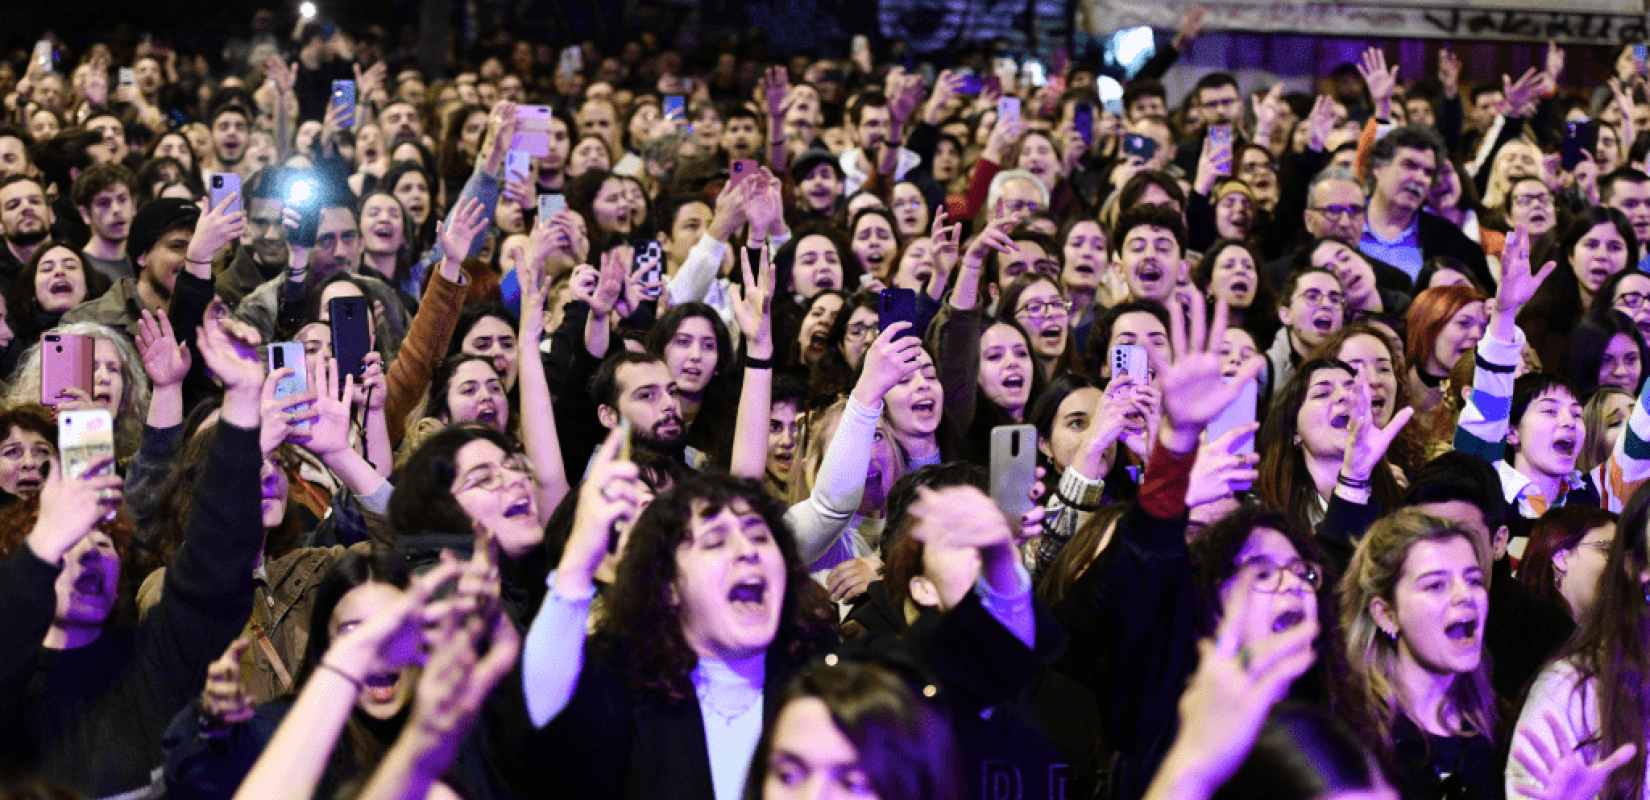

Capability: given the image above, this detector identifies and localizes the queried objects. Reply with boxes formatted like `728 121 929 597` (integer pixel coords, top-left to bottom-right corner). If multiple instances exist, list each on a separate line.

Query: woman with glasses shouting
997 274 1082 381
1591 267 1650 345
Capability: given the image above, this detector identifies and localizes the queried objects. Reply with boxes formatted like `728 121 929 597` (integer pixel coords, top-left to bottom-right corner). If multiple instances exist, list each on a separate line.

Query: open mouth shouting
1329 412 1351 430
1309 312 1337 335
363 672 401 704
1443 614 1480 645
475 401 502 429
48 279 76 299
728 576 770 613
1551 431 1578 460
503 494 534 519
1272 607 1306 633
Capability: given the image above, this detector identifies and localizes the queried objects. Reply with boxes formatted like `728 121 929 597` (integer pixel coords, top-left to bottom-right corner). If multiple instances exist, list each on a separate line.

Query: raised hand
730 242 775 360
1145 569 1318 800
439 197 488 266
519 234 550 343
1339 368 1414 484
908 485 1017 564
200 639 257 730
354 352 387 410
197 316 265 394
982 116 1024 165
1543 40 1565 87
186 192 247 268
557 426 643 598
1502 68 1544 117
398 597 520 777
259 367 317 456
1511 710 1637 800
1439 49 1462 98
852 323 925 408
136 309 190 389
927 206 962 301
825 557 881 603
745 170 784 240
322 559 467 686
298 357 358 457
762 66 789 123
1158 292 1266 453
1171 4 1208 51
1496 224 1558 317
1187 423 1261 507
26 455 123 563
1305 95 1337 153
1357 47 1399 121
924 70 962 126
1251 84 1285 143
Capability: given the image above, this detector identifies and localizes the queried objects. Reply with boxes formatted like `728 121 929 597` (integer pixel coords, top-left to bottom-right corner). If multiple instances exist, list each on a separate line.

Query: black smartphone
328 296 372 380
1122 133 1157 162
1073 102 1094 148
878 288 921 341
1562 120 1598 172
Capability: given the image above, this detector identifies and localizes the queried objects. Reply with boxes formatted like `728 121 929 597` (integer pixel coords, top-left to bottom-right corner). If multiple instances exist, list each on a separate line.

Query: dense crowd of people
7 7 1650 800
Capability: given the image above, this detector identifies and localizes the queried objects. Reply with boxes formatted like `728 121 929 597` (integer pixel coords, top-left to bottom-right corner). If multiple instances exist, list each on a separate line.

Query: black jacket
0 423 263 797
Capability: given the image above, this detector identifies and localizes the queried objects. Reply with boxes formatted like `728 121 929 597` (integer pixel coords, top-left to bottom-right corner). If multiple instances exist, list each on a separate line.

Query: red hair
1405 285 1488 373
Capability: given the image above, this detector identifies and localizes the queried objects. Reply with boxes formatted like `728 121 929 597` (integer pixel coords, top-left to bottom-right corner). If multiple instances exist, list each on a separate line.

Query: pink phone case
41 334 93 406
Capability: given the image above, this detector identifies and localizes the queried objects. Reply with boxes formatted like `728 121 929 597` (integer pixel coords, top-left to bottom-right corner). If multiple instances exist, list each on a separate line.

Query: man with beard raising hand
0 174 54 284
1360 125 1490 286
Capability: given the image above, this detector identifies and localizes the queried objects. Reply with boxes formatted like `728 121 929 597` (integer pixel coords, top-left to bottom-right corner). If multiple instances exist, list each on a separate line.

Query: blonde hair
1581 386 1633 473
1339 510 1497 765
5 322 150 460
784 396 907 510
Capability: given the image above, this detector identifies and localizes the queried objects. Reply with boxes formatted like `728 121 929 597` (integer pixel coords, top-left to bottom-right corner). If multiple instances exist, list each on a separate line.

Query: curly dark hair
591 472 836 705
1189 504 1356 715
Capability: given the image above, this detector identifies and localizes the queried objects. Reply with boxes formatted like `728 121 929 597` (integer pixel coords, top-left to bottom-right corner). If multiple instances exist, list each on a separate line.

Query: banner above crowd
1079 0 1650 44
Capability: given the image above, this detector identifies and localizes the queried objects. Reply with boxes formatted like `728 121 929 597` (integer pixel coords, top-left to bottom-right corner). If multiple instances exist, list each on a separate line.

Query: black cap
128 197 201 261
789 149 844 183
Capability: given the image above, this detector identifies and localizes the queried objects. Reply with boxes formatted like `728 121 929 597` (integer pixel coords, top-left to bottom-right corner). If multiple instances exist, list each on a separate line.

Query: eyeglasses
1239 556 1324 592
1015 299 1071 320
455 453 534 493
891 198 923 211
1239 160 1277 176
1293 289 1345 308
1001 199 1042 216
1308 204 1366 221
1615 291 1647 310
1511 192 1554 209
1575 539 1615 553
846 322 878 339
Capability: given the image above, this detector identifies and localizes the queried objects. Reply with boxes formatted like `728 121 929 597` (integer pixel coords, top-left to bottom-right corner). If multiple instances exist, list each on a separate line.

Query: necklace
695 678 761 726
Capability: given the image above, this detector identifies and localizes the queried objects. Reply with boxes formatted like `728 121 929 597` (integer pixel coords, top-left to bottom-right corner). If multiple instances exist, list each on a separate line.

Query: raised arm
729 240 776 479
515 233 571 520
1456 225 1553 459
785 324 923 563
231 561 462 800
525 429 640 727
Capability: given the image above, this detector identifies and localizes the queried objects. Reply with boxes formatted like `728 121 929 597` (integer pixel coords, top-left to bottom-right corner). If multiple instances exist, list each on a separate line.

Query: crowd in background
7 6 1650 800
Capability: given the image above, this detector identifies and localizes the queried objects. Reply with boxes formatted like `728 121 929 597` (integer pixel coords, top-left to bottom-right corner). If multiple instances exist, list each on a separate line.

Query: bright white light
289 180 313 205
1097 76 1123 105
299 2 316 19
1114 26 1153 68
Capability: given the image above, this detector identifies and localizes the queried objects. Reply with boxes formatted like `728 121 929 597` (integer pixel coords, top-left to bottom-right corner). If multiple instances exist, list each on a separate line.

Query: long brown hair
1310 323 1427 474
1256 358 1402 533
1519 505 1616 618
1557 483 1650 799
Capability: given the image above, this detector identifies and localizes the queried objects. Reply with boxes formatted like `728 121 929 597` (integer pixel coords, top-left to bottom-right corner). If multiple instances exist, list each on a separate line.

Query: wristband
187 257 213 266
317 661 365 692
1336 473 1372 489
745 354 774 370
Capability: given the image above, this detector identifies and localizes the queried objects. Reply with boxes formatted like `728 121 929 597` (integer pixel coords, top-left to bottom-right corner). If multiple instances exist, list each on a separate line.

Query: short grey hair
986 169 1050 212
1308 166 1366 205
